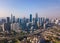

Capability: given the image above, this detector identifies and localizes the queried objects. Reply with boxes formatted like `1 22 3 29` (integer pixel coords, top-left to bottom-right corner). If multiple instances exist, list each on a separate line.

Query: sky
0 0 60 19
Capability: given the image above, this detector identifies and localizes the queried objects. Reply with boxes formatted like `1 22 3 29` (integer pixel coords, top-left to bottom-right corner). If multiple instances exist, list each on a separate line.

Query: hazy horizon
0 0 60 19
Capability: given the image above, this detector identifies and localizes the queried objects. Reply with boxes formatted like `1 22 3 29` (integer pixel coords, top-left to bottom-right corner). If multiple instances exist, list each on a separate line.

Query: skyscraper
17 18 20 23
30 14 32 22
36 13 38 21
35 13 38 29
11 14 13 23
39 18 40 26
4 17 11 32
2 19 6 23
7 17 10 23
4 23 11 32
13 16 15 23
20 19 22 24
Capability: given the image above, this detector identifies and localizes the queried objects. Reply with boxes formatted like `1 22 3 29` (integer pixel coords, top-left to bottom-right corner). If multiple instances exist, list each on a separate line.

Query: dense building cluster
0 13 60 43
0 13 60 33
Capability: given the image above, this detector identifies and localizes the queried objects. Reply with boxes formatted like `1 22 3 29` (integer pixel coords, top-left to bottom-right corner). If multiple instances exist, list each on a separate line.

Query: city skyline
0 0 60 43
0 0 60 19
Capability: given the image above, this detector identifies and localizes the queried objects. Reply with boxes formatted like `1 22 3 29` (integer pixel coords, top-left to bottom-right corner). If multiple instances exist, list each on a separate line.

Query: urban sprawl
0 13 60 43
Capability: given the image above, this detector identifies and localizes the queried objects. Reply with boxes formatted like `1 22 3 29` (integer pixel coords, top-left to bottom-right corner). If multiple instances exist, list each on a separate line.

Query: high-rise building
16 18 20 23
30 14 32 22
45 18 49 23
7 17 10 23
11 14 13 23
40 17 44 27
35 13 38 29
11 23 20 32
36 13 38 21
4 23 11 32
39 18 40 26
1 19 6 23
20 19 22 24
55 18 59 24
5 17 11 32
0 24 5 31
13 16 15 23
26 19 29 23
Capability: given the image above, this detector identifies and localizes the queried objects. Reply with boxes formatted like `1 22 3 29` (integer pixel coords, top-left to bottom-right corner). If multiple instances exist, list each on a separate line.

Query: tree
12 39 20 43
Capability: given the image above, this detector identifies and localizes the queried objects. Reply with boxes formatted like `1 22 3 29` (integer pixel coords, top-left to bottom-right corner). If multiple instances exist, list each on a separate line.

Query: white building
55 19 59 24
0 23 5 31
11 23 20 32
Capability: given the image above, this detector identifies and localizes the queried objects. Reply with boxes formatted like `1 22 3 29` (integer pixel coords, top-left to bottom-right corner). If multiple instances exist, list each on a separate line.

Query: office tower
21 17 27 30
13 16 15 23
40 17 43 27
7 17 10 23
11 14 13 23
55 18 59 24
4 23 11 32
2 19 6 23
17 18 20 23
5 17 11 32
39 18 40 26
30 14 32 22
36 13 38 21
20 19 22 24
45 18 49 23
35 13 38 29
43 22 46 29
11 23 20 32
26 19 29 23
0 24 5 31
33 18 35 23
43 17 45 23
23 17 26 26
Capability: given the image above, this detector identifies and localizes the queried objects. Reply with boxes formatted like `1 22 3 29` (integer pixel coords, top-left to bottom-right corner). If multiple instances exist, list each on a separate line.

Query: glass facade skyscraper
30 14 32 22
7 17 10 23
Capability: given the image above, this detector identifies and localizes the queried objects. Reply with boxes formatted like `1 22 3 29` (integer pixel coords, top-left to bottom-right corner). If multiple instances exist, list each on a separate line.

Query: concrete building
4 23 11 32
0 23 11 32
11 23 20 32
0 23 5 31
55 18 59 24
